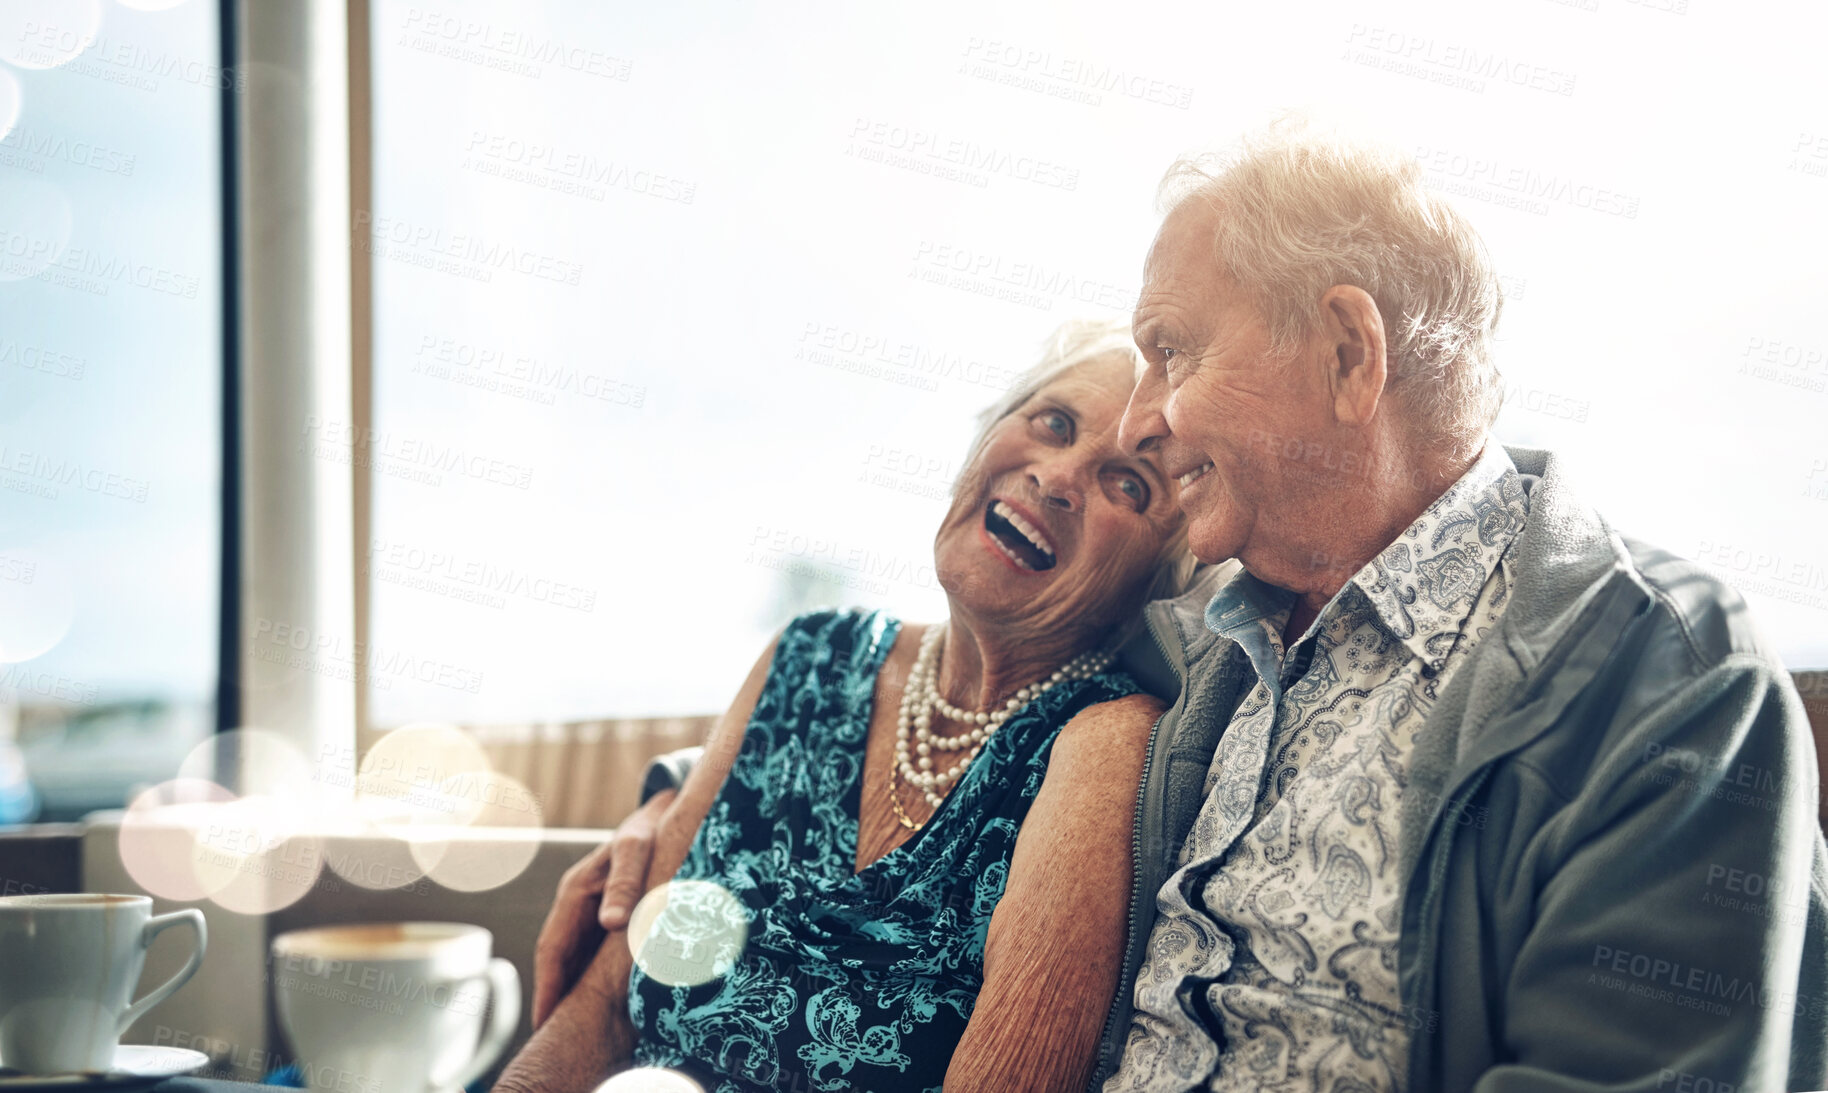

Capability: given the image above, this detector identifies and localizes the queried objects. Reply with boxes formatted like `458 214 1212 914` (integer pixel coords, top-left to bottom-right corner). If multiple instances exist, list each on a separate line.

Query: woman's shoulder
779 604 894 632
1064 687 1165 729
1049 689 1165 763
777 605 901 642
774 607 904 674
1039 665 1154 722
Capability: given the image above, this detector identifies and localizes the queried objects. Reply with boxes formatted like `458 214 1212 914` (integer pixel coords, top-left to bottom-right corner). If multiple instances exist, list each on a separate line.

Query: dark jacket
1090 446 1828 1092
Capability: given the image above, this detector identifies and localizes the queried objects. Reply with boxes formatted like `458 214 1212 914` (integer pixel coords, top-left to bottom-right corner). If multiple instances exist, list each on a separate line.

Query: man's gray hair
1160 117 1505 458
954 317 1197 612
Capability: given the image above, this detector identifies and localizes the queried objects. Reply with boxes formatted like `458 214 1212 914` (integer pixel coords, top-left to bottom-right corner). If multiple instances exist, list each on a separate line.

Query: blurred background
3 0 1826 823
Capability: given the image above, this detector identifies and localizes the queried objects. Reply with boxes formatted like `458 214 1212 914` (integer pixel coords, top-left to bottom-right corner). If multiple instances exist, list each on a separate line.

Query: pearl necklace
891 624 1114 821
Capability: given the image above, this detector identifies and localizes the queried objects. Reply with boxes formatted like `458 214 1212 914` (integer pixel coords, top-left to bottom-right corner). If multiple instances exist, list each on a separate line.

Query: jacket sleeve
1477 655 1828 1092
639 745 704 804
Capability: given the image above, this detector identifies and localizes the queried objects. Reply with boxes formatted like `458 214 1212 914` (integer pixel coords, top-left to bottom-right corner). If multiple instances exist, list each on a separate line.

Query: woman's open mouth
982 500 1057 572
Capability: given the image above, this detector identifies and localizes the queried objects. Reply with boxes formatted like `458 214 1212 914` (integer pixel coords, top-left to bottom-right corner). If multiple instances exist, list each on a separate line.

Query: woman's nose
1030 464 1084 512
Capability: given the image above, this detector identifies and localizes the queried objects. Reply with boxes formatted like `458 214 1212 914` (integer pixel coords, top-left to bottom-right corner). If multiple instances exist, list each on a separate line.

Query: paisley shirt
1107 446 1531 1093
629 608 1146 1092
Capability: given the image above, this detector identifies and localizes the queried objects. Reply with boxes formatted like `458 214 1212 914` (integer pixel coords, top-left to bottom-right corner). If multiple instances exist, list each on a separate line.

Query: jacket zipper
1085 609 1186 1093
1400 762 1495 1090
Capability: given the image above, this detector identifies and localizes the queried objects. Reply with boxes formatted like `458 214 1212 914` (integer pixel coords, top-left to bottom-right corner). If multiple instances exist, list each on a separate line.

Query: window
0 0 224 819
365 3 1826 730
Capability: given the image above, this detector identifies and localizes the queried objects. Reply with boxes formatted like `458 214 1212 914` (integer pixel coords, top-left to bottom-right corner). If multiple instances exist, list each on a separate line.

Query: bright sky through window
366 0 1828 722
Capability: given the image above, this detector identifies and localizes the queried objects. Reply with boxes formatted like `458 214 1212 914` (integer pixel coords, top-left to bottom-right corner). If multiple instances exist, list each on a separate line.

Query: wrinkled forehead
1142 198 1223 283
1025 352 1138 416
1135 200 1252 344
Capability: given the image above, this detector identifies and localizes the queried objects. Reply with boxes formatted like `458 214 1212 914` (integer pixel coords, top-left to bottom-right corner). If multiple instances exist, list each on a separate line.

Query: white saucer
0 1046 210 1089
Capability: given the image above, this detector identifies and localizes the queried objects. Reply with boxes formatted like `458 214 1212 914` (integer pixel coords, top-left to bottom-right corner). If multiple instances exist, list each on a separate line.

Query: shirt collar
1348 443 1527 667
1203 444 1529 669
1203 568 1296 695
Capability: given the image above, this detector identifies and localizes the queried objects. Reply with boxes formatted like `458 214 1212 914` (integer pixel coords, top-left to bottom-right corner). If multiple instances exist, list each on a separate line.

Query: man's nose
1119 364 1171 455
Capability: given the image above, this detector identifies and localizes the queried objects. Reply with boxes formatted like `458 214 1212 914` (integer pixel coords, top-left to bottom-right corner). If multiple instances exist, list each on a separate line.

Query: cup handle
447 957 520 1092
119 908 208 1033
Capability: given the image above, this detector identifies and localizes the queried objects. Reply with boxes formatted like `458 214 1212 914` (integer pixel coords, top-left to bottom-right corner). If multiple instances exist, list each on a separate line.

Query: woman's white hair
952 317 1198 613
1160 115 1505 459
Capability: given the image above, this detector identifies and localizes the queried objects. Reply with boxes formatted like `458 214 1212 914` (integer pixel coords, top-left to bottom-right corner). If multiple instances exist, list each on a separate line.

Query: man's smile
1176 462 1214 488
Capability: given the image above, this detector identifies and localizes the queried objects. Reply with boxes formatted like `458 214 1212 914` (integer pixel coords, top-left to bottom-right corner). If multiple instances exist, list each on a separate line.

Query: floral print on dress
630 608 1144 1092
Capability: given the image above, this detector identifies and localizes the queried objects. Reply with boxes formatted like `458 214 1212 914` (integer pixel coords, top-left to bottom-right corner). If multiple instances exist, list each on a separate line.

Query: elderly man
1091 124 1828 1092
534 123 1828 1092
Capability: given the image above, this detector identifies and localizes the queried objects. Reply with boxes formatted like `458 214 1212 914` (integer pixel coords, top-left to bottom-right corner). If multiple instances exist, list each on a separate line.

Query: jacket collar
1346 443 1524 670
1138 444 1639 701
1484 445 1639 669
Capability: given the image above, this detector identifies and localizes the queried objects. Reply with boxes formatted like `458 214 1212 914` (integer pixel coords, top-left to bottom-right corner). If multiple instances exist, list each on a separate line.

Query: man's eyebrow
1132 316 1167 353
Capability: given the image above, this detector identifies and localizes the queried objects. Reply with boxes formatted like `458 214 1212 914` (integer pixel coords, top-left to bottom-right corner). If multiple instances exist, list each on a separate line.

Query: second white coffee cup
270 921 519 1093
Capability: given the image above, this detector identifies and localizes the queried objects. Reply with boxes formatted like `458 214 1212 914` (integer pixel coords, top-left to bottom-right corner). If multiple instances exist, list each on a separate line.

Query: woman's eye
1113 473 1149 509
1037 410 1072 441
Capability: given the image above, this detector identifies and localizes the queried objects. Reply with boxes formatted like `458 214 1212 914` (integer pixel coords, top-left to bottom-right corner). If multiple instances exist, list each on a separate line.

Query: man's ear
1318 285 1387 427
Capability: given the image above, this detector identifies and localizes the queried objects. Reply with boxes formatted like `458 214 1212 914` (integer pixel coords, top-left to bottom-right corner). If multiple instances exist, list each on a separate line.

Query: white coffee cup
0 893 208 1075
270 922 519 1093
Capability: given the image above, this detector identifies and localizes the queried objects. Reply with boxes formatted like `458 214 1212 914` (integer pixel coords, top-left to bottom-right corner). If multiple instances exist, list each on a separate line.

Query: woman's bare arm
493 633 779 1091
943 692 1162 1093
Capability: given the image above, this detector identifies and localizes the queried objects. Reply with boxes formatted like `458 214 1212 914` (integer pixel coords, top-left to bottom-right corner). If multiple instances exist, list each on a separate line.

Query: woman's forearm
495 929 638 1093
946 696 1159 1092
944 898 1122 1092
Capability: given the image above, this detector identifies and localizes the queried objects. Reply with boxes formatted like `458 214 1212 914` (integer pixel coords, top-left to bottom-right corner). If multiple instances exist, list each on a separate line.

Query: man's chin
1186 521 1239 567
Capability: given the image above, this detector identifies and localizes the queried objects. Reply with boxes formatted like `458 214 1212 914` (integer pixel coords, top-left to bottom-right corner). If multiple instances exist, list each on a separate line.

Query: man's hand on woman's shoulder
530 788 672 1028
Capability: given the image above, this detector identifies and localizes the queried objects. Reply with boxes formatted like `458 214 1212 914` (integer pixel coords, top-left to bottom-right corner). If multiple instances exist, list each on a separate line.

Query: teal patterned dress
627 608 1145 1091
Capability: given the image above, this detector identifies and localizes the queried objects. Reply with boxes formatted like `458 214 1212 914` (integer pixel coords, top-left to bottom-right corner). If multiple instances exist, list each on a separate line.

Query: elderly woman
496 318 1191 1093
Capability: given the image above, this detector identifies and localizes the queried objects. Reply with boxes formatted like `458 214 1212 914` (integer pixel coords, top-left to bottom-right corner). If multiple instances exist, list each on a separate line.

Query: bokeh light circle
593 1070 705 1093
321 819 431 892
189 793 323 914
119 779 236 903
177 728 317 801
0 546 77 664
404 770 543 893
0 0 104 70
627 880 749 988
0 68 20 145
326 723 491 891
354 723 491 821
